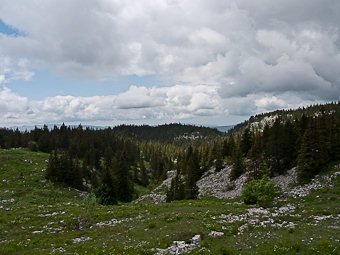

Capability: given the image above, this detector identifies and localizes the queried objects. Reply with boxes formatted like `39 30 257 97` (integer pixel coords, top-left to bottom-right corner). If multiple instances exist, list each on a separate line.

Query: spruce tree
247 134 262 179
297 119 329 182
240 127 252 156
230 145 244 181
140 160 149 187
184 156 199 200
95 166 118 205
166 173 185 202
114 148 134 202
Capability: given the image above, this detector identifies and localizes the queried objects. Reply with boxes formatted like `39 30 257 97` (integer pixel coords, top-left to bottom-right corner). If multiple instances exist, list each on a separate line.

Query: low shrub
242 178 281 207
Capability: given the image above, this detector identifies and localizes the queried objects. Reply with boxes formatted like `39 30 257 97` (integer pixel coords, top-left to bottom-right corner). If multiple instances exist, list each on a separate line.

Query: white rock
208 231 224 237
154 234 201 255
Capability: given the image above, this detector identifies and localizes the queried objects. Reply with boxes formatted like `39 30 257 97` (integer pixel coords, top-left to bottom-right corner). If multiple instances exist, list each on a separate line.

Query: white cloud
0 84 225 126
0 86 30 125
255 96 286 110
114 85 163 109
0 0 339 125
0 82 331 126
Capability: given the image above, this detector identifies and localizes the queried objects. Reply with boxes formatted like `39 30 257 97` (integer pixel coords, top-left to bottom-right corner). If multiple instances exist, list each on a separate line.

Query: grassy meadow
0 148 339 254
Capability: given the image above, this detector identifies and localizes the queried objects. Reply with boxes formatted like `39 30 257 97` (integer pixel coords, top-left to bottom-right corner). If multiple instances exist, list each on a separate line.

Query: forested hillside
224 102 340 183
0 102 339 205
229 102 340 135
112 123 222 145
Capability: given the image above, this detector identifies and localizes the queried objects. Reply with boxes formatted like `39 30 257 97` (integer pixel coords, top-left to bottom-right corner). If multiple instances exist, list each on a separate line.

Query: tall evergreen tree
297 119 329 182
230 144 244 181
95 166 118 205
240 127 252 156
114 148 134 202
140 160 149 187
166 173 185 202
184 156 199 200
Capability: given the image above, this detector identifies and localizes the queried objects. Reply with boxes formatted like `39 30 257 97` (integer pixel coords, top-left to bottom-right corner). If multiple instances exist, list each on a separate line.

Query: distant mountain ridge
214 125 234 133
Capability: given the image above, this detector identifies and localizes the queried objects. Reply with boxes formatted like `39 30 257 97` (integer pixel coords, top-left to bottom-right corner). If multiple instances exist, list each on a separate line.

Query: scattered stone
92 214 143 228
197 166 249 199
51 247 66 253
72 236 92 243
154 234 201 255
32 230 43 234
285 171 340 198
215 205 298 235
1 198 15 203
38 211 66 217
208 231 224 237
271 168 298 191
135 171 177 204
197 165 340 201
94 219 121 227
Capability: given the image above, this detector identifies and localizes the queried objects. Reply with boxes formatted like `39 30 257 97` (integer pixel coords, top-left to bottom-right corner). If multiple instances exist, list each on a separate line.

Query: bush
83 192 97 215
218 246 236 255
81 192 97 228
94 184 117 205
148 221 157 229
242 179 281 207
27 140 38 152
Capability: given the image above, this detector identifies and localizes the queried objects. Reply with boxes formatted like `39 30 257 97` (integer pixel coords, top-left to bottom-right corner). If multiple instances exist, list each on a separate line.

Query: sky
0 0 340 127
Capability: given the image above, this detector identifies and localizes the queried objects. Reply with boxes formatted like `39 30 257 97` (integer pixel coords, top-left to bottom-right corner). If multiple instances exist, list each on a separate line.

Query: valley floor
0 149 339 255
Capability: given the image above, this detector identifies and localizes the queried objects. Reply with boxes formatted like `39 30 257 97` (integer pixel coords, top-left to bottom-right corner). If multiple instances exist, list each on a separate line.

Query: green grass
0 148 339 254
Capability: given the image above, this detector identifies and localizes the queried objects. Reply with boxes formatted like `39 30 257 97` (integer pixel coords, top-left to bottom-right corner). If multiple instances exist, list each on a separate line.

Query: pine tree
297 119 329 182
166 173 185 202
95 166 118 205
259 160 272 180
46 151 83 190
184 156 199 200
222 138 230 157
140 160 149 187
247 134 262 179
230 145 244 181
240 127 252 156
71 157 83 190
38 125 51 153
104 146 114 167
46 151 58 182
114 148 134 202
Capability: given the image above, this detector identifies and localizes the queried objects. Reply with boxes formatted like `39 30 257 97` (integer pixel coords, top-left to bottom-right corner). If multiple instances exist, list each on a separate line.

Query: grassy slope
0 149 339 255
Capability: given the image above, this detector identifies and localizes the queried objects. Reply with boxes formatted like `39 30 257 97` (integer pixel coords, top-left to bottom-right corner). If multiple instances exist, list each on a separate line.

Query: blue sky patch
0 19 25 37
7 70 162 100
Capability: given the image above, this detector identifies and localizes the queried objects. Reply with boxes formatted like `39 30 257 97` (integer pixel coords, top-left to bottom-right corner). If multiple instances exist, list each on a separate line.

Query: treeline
0 123 224 204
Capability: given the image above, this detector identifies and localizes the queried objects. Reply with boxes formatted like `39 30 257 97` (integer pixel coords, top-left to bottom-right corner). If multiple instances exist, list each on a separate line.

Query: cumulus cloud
0 0 339 125
0 86 28 113
255 96 286 111
219 28 340 100
114 86 163 109
0 83 328 126
0 84 224 126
